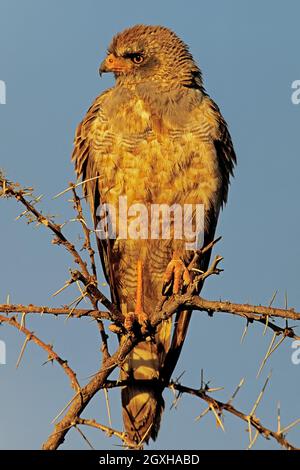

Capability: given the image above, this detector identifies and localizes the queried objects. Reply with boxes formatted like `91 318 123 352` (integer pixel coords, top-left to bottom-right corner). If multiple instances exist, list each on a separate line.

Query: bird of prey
72 24 236 446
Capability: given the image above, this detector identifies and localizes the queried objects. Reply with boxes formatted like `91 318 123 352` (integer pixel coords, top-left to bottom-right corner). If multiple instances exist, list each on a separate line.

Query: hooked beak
99 53 133 76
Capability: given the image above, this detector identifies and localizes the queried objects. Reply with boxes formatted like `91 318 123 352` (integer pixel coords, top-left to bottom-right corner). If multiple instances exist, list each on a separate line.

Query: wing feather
71 91 119 305
211 99 237 206
162 94 236 381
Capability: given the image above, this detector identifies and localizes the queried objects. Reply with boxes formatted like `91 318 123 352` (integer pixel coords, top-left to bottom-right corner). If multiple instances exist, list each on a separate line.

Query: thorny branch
75 418 134 448
0 298 299 340
0 174 122 324
71 184 97 279
169 381 299 451
101 377 300 450
1 172 300 450
0 314 80 392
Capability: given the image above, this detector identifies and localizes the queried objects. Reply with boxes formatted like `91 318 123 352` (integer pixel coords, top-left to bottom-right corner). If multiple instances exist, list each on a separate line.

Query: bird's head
99 24 202 89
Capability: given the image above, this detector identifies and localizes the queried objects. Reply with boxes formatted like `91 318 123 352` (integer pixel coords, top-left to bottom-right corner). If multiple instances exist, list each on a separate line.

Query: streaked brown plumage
72 24 236 446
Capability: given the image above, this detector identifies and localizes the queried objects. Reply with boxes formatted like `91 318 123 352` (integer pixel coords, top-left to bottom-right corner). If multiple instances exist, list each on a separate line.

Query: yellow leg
124 260 148 330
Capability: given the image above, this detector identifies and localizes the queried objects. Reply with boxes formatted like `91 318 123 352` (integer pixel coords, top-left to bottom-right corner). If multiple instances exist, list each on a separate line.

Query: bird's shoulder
72 89 114 179
193 94 236 205
74 88 114 140
188 94 226 139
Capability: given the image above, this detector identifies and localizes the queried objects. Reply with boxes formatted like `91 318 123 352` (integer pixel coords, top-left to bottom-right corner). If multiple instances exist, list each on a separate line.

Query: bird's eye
131 54 144 64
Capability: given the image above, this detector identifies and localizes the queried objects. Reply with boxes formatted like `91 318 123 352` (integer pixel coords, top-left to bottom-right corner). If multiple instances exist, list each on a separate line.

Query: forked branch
1 172 300 450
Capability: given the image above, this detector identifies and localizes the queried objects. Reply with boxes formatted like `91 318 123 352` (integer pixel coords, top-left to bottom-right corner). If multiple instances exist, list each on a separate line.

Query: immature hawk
72 25 236 446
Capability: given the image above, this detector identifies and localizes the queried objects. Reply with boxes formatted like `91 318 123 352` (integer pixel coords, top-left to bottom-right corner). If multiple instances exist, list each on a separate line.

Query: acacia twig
41 330 142 450
0 303 110 320
0 314 80 392
0 176 123 324
169 381 299 451
71 184 97 279
75 418 134 448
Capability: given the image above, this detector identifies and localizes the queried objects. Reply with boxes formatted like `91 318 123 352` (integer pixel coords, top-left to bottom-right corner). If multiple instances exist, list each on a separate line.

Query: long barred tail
121 320 171 446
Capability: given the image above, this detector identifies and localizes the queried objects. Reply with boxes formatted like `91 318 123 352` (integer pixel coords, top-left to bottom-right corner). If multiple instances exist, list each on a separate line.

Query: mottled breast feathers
72 86 236 302
73 87 236 213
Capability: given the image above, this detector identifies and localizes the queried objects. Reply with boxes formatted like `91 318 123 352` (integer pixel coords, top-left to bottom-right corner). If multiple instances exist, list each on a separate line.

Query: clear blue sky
1 0 300 450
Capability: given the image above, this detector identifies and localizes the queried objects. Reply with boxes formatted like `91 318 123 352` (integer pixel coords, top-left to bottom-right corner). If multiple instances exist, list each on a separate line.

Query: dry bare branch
0 314 80 392
2 173 300 451
169 381 299 450
75 418 134 448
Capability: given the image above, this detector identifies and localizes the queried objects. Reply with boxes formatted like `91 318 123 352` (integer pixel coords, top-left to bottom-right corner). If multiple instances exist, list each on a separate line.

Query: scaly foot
162 253 191 295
